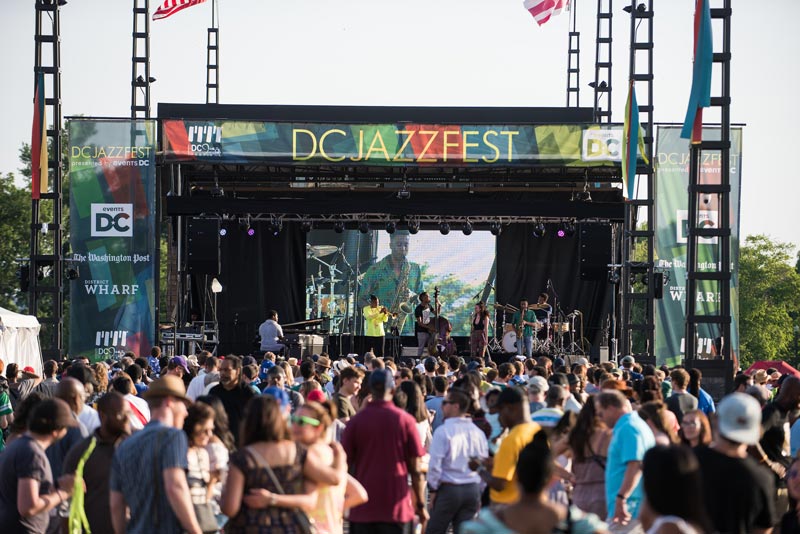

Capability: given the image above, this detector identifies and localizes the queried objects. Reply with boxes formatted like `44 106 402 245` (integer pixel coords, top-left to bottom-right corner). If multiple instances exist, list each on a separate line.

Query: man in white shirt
426 388 489 534
187 356 219 401
258 309 285 354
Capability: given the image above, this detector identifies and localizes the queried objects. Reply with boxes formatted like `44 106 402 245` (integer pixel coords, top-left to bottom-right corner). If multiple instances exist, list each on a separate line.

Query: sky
1 0 798 250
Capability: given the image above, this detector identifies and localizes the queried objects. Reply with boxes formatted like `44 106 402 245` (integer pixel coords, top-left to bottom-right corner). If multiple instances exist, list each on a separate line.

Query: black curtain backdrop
496 224 613 351
192 221 306 355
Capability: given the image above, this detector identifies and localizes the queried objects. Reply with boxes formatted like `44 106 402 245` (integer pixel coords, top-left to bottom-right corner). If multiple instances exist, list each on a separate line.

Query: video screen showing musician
360 231 423 334
511 299 537 359
258 309 285 355
414 292 433 357
363 295 390 357
532 292 553 340
470 301 490 362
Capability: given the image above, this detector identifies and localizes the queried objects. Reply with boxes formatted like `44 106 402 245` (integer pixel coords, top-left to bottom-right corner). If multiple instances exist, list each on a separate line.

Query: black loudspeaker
579 224 612 281
187 218 220 275
653 272 664 299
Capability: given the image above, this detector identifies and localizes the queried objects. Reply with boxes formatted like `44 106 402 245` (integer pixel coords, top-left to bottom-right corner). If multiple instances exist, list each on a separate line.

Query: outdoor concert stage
157 103 633 360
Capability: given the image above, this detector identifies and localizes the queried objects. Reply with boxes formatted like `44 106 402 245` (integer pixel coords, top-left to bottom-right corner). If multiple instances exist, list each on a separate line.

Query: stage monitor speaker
187 218 220 275
579 224 612 281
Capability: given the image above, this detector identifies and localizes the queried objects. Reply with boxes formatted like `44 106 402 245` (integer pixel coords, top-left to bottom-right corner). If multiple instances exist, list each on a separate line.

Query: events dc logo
581 129 622 162
91 203 133 237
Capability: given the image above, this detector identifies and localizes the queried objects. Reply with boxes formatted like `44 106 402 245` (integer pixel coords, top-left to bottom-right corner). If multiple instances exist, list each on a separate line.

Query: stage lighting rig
407 219 420 234
358 221 370 234
301 220 313 233
532 221 546 238
397 181 411 200
490 222 502 236
239 217 253 236
333 220 345 234
268 217 282 237
385 221 396 234
439 221 450 235
462 221 473 235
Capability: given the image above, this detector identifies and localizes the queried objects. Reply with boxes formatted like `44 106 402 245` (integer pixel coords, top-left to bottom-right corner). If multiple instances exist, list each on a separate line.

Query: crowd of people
1 348 799 534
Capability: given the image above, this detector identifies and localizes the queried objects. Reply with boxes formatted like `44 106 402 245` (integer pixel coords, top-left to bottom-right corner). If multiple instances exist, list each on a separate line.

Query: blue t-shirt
697 387 716 415
605 412 655 520
426 396 445 432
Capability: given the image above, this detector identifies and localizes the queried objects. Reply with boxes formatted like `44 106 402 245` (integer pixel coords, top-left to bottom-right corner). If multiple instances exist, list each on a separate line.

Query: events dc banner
68 120 157 362
162 119 643 168
654 126 742 366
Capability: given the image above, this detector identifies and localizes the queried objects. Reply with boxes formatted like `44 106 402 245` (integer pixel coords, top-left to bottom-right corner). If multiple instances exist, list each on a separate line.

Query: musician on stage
470 301 490 362
363 295 390 357
258 309 285 355
531 292 553 340
511 299 537 359
414 292 433 358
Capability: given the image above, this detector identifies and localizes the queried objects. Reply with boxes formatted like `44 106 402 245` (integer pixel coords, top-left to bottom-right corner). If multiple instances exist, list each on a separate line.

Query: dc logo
91 203 133 237
581 129 623 162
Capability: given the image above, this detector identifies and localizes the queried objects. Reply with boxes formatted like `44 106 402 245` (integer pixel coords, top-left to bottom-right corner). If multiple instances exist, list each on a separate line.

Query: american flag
523 0 569 26
153 0 208 21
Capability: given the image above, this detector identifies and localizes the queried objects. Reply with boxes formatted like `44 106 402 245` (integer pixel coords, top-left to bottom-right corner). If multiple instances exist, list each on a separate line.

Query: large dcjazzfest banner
654 126 743 366
68 120 157 362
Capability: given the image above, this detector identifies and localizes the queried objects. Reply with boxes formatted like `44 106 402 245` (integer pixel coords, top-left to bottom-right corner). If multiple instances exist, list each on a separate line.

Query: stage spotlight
439 221 450 235
532 222 546 238
301 220 313 233
490 222 502 236
565 221 576 237
408 220 420 234
239 218 251 234
358 221 370 234
462 221 473 235
219 227 227 236
385 221 396 234
268 218 282 237
333 220 345 234
247 227 255 237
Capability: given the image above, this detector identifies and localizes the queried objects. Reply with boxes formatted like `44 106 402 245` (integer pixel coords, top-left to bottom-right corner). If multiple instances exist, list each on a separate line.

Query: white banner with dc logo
68 119 157 361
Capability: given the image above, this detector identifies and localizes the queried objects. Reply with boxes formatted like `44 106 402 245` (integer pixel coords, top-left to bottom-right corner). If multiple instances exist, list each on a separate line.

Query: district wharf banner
68 119 157 362
162 119 641 168
654 126 743 366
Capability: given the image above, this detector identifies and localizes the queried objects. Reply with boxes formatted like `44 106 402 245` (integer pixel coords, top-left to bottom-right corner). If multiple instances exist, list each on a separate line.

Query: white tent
0 307 43 375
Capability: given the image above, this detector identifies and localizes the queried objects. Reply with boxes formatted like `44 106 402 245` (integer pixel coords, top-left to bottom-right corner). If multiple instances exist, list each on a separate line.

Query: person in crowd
241 364 262 395
471 386 540 506
195 395 235 528
759 375 800 485
291 400 368 534
686 368 715 415
188 356 219 401
341 369 428 534
0 375 13 451
426 375 449 432
569 398 612 519
8 364 43 407
126 364 148 398
165 356 191 385
63 391 131 534
695 392 776 534
209 355 257 444
665 369 697 425
183 403 219 534
299 379 324 400
567 373 587 409
315 356 334 389
332 365 363 421
532 385 569 429
47 377 90 497
263 365 304 414
65 364 101 433
678 410 712 448
363 294 391 358
110 375 202 534
636 376 663 404
92 362 110 398
220 395 327 533
639 446 712 534
0 398 78 534
395 380 433 453
462 432 608 534
427 388 489 534
33 360 60 399
781 457 800 533
527 375 549 413
731 372 752 393
637 401 680 446
620 357 643 382
109 373 150 431
5 392 44 445
595 390 656 533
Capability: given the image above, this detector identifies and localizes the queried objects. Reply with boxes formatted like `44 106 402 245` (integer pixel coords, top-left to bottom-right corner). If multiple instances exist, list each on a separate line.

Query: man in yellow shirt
363 294 390 358
470 386 540 504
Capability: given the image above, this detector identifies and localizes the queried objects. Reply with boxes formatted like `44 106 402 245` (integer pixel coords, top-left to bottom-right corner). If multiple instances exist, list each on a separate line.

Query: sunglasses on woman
290 415 321 427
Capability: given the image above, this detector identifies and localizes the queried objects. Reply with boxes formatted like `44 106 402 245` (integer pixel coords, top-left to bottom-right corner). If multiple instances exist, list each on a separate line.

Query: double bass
427 287 456 357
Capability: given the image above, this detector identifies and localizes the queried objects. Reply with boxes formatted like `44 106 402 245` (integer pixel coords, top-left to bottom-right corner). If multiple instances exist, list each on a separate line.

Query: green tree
0 172 31 311
738 235 800 367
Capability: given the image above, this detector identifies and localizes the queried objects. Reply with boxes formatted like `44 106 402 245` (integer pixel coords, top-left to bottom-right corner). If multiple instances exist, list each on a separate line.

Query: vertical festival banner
655 126 742 366
68 120 157 362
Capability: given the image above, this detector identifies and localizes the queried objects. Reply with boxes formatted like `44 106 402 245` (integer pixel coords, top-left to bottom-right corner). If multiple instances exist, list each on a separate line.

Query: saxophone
389 262 415 332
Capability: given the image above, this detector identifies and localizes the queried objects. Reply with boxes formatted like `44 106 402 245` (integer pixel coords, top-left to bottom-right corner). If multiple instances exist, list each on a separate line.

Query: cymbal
307 245 338 259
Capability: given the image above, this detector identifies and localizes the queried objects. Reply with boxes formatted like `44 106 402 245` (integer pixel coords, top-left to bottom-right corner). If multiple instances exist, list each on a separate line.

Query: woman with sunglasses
221 396 340 534
184 403 219 533
291 401 368 534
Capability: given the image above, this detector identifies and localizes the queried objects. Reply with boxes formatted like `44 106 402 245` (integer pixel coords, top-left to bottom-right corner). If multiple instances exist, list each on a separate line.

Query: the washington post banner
68 120 157 362
655 126 742 366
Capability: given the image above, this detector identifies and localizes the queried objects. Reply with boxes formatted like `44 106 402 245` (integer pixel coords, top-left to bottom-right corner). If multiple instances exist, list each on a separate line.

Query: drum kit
306 245 350 332
489 302 585 357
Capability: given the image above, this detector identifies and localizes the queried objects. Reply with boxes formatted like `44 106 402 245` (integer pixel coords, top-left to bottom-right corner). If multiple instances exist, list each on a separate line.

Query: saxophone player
360 231 423 331
363 295 391 357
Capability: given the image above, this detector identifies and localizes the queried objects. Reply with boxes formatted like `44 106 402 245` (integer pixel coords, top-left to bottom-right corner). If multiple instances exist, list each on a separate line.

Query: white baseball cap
527 375 550 394
717 392 762 445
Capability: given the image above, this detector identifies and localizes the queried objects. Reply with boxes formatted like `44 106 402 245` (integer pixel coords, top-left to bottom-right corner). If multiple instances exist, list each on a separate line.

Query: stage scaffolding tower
28 0 65 361
131 0 152 119
591 0 613 122
566 0 580 107
206 0 220 104
620 0 656 359
685 1 732 371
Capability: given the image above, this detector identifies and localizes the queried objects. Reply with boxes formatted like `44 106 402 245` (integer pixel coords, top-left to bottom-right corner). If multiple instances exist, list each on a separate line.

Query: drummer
531 292 553 340
511 299 537 359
